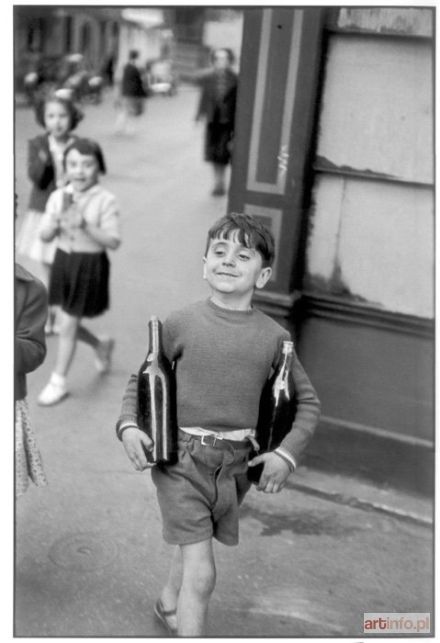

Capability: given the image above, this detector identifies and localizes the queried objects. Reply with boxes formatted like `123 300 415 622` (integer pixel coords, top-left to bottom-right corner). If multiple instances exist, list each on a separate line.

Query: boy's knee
185 561 216 598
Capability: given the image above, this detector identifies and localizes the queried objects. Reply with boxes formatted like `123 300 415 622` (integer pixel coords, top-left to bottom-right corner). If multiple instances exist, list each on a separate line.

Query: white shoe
95 338 115 374
38 373 68 406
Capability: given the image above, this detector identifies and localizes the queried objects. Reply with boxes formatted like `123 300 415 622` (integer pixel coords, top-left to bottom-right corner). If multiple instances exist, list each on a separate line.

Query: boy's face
203 233 272 301
65 149 99 192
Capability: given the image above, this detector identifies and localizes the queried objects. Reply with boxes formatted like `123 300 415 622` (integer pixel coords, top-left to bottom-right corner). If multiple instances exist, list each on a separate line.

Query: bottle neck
148 317 162 356
278 342 294 374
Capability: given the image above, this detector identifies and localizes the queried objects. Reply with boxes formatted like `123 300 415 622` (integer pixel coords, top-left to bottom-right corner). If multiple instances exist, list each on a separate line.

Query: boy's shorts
151 429 252 546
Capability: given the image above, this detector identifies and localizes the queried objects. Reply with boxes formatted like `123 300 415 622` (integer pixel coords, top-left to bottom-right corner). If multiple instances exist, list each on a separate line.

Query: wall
305 12 434 319
299 8 434 450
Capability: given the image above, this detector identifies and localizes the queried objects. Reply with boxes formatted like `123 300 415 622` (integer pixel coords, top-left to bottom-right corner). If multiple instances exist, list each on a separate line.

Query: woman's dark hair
205 212 275 267
34 93 83 131
63 137 106 174
210 47 235 66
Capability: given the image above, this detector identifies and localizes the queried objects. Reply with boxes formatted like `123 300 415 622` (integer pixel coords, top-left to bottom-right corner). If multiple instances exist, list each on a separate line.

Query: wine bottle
136 316 178 465
248 340 297 484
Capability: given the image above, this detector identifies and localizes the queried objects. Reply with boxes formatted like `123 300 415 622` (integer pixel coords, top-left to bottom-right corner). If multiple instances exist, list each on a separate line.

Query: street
14 89 433 638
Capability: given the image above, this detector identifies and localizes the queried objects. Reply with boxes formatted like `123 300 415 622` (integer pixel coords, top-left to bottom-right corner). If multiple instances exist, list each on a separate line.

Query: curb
287 479 433 528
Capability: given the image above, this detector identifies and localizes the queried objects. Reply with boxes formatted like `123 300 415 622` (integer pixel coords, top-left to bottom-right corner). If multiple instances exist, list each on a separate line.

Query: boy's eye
238 253 251 261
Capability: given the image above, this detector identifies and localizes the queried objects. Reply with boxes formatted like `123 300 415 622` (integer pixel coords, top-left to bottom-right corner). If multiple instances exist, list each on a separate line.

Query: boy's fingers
132 446 149 471
140 434 154 451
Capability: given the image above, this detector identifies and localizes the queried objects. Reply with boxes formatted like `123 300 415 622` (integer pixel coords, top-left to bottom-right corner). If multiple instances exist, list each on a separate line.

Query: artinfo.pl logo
363 613 430 634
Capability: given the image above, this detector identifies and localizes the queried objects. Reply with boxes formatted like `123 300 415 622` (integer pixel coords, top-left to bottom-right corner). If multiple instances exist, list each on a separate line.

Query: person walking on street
115 49 147 135
15 262 48 496
195 48 238 196
37 138 121 406
115 213 320 636
16 92 83 334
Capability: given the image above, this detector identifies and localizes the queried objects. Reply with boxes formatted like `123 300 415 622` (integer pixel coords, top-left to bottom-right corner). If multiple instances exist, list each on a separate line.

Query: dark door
229 8 326 321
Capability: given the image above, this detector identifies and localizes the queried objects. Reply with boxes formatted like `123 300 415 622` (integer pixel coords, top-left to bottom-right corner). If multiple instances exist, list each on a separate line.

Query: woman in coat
195 48 238 196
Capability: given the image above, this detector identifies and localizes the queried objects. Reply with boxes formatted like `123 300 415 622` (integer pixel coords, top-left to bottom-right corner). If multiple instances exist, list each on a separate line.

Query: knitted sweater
117 299 320 463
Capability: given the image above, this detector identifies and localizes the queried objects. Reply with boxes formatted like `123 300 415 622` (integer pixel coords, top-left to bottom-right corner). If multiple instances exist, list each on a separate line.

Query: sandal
154 598 177 636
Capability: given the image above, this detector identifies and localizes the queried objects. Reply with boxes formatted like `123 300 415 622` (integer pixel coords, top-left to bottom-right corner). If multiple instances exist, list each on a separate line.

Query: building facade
229 7 434 492
14 6 121 85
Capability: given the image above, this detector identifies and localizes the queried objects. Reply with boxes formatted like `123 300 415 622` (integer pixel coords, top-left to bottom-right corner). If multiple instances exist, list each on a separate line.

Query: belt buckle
201 433 222 447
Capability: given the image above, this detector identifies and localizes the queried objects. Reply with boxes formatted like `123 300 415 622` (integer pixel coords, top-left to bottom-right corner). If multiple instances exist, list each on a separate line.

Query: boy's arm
248 349 320 493
277 353 321 465
116 373 138 439
116 373 153 471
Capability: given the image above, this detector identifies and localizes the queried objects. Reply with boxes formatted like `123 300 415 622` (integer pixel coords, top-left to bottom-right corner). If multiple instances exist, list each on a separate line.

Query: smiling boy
116 213 320 636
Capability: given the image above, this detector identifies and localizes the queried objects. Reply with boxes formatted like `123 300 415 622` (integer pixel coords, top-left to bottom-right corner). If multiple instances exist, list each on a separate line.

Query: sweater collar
206 297 255 321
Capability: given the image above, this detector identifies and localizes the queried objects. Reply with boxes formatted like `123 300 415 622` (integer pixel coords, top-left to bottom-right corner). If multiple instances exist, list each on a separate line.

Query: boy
116 213 320 636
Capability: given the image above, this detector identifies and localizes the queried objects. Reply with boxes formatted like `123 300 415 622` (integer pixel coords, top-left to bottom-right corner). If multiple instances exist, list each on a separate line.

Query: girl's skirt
16 209 58 265
49 248 110 318
15 399 48 497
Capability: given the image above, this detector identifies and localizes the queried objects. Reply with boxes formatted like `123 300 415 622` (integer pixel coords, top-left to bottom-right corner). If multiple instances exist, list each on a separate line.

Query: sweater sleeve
98 194 121 249
28 137 54 189
115 373 138 438
39 190 61 241
15 277 48 376
115 314 180 440
277 350 321 465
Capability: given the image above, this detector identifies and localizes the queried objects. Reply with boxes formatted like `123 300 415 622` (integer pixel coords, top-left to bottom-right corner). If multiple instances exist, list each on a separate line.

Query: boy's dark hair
205 213 275 267
63 137 106 174
34 93 83 130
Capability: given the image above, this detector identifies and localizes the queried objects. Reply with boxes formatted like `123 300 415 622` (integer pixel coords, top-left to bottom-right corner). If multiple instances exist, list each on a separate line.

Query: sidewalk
288 466 433 527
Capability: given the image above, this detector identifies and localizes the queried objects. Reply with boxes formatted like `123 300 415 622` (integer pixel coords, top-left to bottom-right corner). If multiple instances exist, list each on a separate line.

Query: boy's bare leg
159 546 181 630
177 538 216 636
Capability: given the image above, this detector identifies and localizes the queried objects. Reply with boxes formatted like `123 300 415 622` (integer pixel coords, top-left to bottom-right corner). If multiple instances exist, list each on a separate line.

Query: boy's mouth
216 271 238 278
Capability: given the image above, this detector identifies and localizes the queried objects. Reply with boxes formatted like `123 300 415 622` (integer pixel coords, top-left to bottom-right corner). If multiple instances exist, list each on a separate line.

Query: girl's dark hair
63 137 106 174
205 212 275 267
210 47 235 65
34 93 83 131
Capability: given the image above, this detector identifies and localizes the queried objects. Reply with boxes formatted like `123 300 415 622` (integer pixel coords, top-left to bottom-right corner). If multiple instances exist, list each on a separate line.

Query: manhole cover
48 532 118 571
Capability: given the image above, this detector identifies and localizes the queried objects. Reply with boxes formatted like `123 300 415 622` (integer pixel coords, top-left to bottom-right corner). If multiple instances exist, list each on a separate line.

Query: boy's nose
222 253 236 266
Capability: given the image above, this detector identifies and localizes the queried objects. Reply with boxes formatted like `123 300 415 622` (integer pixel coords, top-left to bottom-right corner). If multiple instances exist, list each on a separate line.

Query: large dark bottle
248 340 297 484
136 316 178 465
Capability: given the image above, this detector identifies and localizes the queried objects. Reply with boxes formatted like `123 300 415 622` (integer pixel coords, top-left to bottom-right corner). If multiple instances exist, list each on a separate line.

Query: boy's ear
255 266 272 289
202 256 207 279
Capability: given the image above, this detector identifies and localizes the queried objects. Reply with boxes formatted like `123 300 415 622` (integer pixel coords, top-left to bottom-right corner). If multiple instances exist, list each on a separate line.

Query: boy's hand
248 451 291 493
121 427 154 471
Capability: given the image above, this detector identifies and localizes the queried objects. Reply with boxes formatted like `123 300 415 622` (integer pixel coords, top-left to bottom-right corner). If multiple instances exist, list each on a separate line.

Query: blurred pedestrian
195 48 238 196
115 49 147 135
37 138 121 407
115 213 320 636
15 262 48 497
16 91 83 335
